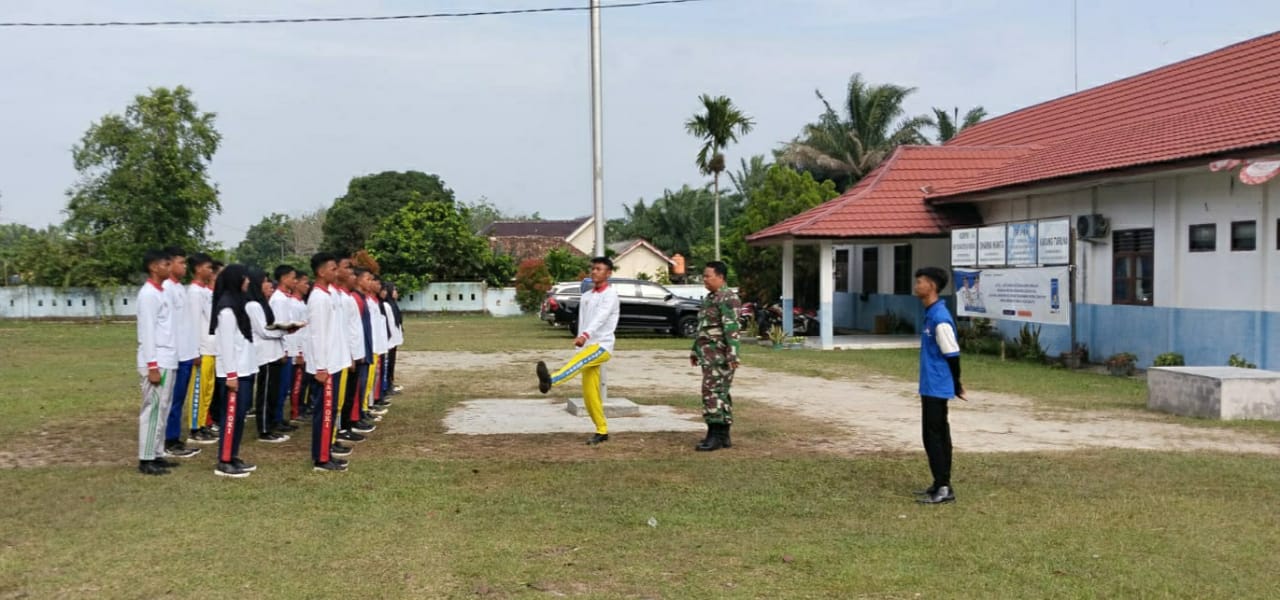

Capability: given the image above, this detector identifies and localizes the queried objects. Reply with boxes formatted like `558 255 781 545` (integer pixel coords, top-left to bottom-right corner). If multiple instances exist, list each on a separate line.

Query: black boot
695 424 726 452
694 423 712 450
719 423 732 448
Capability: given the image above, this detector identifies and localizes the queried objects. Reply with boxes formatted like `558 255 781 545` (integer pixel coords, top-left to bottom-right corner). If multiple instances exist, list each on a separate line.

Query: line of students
135 248 406 477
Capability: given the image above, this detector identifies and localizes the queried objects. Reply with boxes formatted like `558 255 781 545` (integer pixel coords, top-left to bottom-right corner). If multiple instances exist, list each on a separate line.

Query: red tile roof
749 31 1280 241
747 146 1032 241
931 31 1280 200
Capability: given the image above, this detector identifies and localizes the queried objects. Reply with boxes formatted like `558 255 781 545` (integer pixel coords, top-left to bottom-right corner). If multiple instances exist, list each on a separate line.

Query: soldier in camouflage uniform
689 260 741 452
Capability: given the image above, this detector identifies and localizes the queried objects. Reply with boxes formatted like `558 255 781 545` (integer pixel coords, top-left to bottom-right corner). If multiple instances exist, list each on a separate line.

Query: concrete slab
1148 366 1280 421
566 397 641 418
443 398 704 435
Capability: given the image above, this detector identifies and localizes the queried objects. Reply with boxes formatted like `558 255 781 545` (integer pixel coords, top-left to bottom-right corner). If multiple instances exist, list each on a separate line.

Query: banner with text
953 266 1070 325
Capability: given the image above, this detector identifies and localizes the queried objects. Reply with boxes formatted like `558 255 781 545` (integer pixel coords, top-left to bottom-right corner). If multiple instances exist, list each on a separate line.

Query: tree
685 94 755 260
322 171 455 256
288 208 326 260
0 223 37 285
514 258 553 313
544 247 590 282
366 200 515 291
931 106 988 143
725 164 839 305
235 213 291 269
608 185 733 274
777 74 932 190
65 85 221 283
465 196 536 234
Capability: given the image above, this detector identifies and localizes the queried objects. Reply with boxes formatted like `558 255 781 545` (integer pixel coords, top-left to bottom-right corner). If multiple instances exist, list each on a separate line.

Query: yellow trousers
332 368 349 444
551 344 612 434
189 355 216 431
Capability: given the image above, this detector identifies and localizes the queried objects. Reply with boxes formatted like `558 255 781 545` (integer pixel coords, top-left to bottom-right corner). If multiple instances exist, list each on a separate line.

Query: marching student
136 249 178 475
535 257 620 445
359 271 390 418
381 283 405 397
161 246 201 459
185 253 219 445
210 264 259 478
246 268 291 444
335 259 371 445
306 253 349 472
270 265 303 432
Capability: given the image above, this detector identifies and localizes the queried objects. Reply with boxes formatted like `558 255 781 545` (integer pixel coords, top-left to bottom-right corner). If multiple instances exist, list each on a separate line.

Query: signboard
1037 218 1071 265
953 266 1070 325
950 228 977 266
977 225 1006 265
1005 221 1038 266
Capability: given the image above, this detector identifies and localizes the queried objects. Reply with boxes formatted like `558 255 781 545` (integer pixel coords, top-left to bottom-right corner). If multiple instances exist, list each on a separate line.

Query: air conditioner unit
1077 214 1110 240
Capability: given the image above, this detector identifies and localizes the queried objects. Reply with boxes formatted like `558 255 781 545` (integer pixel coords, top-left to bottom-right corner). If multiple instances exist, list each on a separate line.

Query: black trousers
386 348 398 387
921 396 953 488
255 359 284 435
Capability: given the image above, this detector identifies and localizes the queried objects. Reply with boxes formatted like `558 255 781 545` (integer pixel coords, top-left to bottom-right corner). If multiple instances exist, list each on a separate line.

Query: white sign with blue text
953 266 1070 325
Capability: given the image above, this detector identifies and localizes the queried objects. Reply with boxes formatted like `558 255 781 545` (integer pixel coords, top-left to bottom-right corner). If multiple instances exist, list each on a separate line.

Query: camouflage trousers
699 362 736 425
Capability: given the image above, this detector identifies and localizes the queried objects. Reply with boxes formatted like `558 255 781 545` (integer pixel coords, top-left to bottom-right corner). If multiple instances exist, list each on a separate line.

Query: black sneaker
352 421 376 433
258 432 290 444
274 423 299 433
230 458 257 473
536 361 551 394
338 430 366 443
139 460 169 476
215 462 250 478
164 443 201 458
329 444 353 457
330 457 349 467
313 460 348 472
152 457 181 469
368 407 388 417
586 433 609 446
189 428 218 444
373 399 392 408
208 424 221 435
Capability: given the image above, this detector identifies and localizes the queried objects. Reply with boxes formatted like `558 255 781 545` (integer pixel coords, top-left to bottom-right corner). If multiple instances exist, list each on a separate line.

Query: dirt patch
401 350 1280 456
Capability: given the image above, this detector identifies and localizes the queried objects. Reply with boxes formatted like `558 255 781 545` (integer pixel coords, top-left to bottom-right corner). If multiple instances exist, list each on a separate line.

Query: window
1277 219 1280 250
834 249 849 293
611 282 639 297
1188 224 1216 252
638 283 670 299
1231 220 1256 251
861 248 879 294
893 244 914 295
1113 229 1154 306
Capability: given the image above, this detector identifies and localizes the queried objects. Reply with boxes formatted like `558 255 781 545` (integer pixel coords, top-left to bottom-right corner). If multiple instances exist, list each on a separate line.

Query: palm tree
778 74 933 190
685 94 754 260
932 106 988 143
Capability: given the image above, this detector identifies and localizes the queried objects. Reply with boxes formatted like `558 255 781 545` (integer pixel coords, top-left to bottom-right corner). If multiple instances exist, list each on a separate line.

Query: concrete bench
1147 367 1280 421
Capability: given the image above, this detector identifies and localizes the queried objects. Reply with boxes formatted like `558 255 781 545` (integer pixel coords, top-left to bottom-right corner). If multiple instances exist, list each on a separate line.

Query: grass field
2 316 1278 598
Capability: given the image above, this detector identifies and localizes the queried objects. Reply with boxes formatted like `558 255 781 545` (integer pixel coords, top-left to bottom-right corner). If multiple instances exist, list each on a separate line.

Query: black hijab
383 282 403 327
210 264 252 341
247 268 275 325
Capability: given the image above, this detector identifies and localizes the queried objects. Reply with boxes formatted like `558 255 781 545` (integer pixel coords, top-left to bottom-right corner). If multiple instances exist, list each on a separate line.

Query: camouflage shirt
692 287 742 365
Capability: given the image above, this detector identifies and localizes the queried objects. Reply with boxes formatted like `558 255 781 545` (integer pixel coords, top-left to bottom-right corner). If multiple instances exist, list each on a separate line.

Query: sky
1 0 1278 246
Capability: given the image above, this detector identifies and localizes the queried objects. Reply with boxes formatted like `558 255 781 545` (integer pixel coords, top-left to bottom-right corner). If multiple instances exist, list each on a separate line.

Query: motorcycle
747 302 820 337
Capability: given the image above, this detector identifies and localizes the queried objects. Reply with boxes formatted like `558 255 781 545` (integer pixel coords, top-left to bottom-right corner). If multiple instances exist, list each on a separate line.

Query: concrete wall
2 282 524 319
614 250 670 281
566 221 595 255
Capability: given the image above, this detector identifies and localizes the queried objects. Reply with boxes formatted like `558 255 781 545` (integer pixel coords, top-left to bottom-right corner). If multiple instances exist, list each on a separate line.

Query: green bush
1154 352 1185 367
1013 324 1046 363
514 258 552 313
1227 354 1257 369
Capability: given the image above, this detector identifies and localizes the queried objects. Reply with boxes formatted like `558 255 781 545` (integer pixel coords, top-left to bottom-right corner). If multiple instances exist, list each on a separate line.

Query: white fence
0 283 523 319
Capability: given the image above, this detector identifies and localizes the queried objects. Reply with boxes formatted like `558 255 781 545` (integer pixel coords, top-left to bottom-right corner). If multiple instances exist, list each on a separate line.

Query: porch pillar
819 239 834 349
781 239 794 337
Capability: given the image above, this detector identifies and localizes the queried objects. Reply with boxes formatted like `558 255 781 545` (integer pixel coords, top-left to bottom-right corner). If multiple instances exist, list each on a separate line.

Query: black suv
542 279 703 338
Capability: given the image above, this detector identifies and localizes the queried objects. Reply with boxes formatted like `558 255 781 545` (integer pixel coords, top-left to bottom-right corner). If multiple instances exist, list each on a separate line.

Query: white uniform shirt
189 282 216 357
384 301 404 348
367 295 389 356
338 289 366 363
247 302 285 366
578 283 620 353
214 307 257 378
165 279 199 362
291 293 309 360
269 289 298 357
136 280 177 374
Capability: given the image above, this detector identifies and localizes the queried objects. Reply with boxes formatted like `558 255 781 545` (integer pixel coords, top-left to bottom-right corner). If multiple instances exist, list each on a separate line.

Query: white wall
566 220 595 255
975 171 1276 311
614 250 670 280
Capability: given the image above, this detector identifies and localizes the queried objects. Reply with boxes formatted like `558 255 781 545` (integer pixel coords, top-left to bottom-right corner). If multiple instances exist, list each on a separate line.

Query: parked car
544 278 703 338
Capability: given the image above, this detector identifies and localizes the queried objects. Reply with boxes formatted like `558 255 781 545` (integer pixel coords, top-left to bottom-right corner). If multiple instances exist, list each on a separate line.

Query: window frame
1231 220 1256 252
1188 223 1216 252
1112 228 1154 306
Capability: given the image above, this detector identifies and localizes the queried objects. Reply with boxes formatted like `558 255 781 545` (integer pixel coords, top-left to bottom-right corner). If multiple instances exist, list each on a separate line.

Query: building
608 239 676 281
749 32 1280 369
483 217 593 263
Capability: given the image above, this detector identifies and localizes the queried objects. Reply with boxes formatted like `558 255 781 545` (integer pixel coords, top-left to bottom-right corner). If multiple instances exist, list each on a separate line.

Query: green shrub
1228 354 1257 369
1154 352 1184 367
1013 324 1046 363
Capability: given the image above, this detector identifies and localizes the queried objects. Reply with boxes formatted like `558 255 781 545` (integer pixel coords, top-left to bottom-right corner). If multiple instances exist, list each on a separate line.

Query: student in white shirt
270 265 304 430
380 283 405 398
210 264 259 478
247 268 293 444
305 253 349 472
136 249 178 476
185 256 221 444
536 257 621 446
160 246 203 459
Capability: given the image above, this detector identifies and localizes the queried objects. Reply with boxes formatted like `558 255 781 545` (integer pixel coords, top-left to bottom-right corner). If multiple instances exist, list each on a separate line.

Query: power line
0 0 707 28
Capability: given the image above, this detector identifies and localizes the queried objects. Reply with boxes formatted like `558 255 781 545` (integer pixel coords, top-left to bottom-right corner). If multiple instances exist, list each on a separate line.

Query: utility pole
590 0 605 257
